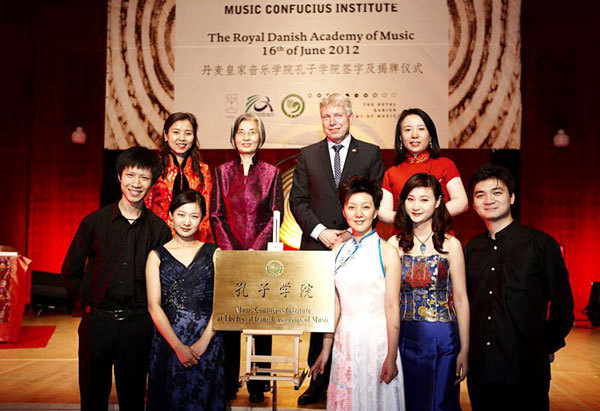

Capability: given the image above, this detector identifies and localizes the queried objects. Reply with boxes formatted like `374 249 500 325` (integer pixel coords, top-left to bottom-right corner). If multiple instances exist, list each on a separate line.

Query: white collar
327 134 351 149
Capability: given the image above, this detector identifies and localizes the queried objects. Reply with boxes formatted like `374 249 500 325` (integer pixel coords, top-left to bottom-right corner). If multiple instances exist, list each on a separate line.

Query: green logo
281 94 305 118
265 260 284 277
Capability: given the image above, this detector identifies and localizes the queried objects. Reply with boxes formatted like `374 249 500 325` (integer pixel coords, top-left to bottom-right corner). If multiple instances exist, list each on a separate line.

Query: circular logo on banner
281 94 305 118
265 260 284 277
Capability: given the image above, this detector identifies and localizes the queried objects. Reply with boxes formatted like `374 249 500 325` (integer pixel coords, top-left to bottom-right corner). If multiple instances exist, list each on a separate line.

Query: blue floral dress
147 243 224 410
399 254 460 411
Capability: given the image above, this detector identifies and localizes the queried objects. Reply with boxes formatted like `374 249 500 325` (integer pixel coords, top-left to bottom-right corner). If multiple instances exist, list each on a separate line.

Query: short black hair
169 189 206 219
116 147 162 185
469 163 516 199
338 175 383 209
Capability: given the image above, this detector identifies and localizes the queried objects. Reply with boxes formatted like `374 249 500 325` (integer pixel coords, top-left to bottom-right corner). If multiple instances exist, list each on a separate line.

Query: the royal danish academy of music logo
281 94 305 118
245 95 274 117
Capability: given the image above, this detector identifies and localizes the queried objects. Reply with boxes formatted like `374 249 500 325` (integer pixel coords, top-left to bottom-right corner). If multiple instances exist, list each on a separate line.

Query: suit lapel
340 136 358 184
318 139 337 192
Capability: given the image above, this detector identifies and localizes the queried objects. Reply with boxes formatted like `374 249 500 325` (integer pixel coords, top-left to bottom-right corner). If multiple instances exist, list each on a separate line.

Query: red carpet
0 326 56 349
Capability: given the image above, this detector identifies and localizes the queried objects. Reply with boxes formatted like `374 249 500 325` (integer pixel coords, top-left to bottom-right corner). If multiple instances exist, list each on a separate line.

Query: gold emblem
213 250 335 332
265 260 284 277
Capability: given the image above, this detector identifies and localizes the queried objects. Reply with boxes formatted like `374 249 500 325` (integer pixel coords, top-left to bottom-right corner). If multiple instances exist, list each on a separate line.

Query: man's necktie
333 144 343 187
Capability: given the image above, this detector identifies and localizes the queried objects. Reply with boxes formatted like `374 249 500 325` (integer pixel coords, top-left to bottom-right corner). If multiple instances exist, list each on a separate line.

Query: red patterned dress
145 154 213 243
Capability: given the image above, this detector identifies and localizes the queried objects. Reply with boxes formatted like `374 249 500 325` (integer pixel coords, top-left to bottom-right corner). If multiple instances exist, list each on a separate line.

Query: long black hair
393 108 442 165
160 112 204 181
393 173 452 253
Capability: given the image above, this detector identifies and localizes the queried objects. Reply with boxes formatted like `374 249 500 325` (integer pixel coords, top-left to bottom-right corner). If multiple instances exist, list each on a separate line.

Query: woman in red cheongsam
378 108 468 227
146 112 213 242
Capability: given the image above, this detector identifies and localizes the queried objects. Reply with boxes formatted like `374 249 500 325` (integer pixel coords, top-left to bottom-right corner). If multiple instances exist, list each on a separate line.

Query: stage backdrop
105 0 521 149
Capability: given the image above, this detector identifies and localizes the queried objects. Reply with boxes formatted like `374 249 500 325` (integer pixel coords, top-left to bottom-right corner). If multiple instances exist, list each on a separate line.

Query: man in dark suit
290 93 384 404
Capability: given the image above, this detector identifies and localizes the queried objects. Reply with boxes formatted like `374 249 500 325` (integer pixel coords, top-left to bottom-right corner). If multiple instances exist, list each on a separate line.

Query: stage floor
0 313 598 410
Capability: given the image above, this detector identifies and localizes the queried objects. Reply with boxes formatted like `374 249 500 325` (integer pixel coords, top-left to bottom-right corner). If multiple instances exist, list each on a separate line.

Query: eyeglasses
236 130 258 137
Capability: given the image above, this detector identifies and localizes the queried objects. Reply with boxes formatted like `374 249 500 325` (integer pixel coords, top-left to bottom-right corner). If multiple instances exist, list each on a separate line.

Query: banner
174 1 448 149
105 0 521 149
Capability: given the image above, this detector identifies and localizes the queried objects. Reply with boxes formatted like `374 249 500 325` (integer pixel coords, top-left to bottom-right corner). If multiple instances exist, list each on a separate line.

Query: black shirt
465 221 574 384
61 203 171 309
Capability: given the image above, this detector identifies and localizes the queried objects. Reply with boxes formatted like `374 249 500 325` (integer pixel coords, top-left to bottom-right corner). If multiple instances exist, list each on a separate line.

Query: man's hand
318 229 346 249
333 230 352 247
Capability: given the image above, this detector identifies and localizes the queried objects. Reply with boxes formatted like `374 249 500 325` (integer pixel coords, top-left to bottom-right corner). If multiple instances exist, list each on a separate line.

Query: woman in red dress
145 112 213 242
379 108 468 226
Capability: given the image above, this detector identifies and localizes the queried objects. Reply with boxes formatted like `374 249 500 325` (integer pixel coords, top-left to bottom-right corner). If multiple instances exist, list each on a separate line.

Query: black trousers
223 331 272 395
467 377 550 411
307 332 332 391
78 311 153 411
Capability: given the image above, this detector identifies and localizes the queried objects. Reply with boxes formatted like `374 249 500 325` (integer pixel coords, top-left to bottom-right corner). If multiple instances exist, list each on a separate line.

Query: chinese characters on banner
174 1 448 149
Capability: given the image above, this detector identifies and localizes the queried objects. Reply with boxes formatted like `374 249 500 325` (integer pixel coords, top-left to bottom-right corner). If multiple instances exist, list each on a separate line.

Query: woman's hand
310 349 330 379
455 349 468 384
190 339 209 361
379 355 398 384
175 343 198 368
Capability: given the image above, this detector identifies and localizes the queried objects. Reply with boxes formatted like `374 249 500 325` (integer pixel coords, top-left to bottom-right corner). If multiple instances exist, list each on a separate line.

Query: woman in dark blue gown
146 190 224 410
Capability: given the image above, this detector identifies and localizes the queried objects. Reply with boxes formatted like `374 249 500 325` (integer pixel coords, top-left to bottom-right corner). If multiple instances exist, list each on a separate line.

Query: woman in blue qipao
311 176 405 410
146 190 224 410
388 173 470 410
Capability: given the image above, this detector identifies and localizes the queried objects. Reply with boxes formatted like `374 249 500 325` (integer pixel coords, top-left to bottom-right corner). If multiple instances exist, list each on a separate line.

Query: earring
429 140 433 149
399 141 403 150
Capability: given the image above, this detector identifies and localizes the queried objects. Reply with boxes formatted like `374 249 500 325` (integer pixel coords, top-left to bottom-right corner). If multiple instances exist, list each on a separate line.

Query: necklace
414 231 433 254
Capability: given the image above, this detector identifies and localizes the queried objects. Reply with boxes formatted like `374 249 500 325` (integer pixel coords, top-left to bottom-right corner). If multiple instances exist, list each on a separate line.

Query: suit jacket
289 136 384 250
